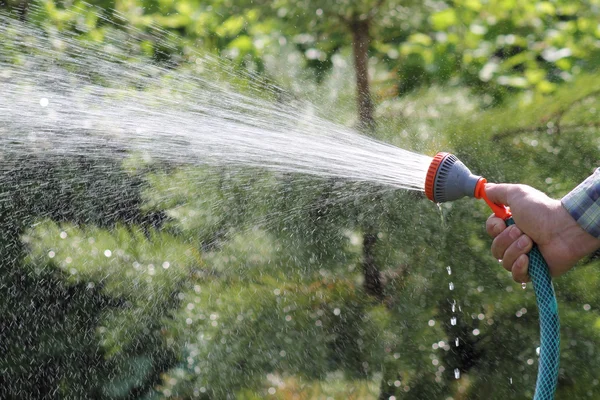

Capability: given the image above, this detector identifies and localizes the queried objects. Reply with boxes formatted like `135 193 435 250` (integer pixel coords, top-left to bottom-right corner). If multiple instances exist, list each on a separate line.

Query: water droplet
40 97 49 107
509 377 513 384
449 282 454 291
455 337 459 347
162 261 170 269
104 249 112 257
333 308 341 315
446 266 452 275
450 317 457 326
60 231 67 239
536 347 540 356
454 368 460 379
521 282 527 290
451 301 456 312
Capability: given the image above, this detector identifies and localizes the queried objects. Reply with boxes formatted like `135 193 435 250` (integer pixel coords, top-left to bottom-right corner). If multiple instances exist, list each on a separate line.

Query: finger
486 214 506 238
485 183 512 206
512 254 531 283
491 225 522 260
502 234 533 274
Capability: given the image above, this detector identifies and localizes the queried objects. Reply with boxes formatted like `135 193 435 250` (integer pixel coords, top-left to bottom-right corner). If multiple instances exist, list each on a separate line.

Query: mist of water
0 11 431 191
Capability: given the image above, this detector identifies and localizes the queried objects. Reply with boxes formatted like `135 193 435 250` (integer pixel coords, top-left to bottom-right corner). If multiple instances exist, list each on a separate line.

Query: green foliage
15 0 600 99
160 278 389 398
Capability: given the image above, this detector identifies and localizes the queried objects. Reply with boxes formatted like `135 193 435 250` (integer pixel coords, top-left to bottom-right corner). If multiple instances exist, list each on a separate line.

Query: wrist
557 202 600 260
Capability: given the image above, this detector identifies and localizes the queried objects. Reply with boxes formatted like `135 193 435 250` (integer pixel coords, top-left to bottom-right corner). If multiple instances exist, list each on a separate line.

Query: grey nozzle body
433 154 481 203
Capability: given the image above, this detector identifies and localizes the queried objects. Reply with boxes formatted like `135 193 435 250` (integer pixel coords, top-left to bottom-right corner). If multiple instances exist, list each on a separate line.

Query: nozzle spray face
425 152 482 203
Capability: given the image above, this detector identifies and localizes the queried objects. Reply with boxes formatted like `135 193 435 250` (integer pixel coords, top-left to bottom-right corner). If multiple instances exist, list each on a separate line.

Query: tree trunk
1 0 30 21
350 18 383 300
350 19 376 133
362 229 384 300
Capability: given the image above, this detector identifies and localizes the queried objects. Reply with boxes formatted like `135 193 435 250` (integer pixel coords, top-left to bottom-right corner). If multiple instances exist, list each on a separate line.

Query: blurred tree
0 155 180 399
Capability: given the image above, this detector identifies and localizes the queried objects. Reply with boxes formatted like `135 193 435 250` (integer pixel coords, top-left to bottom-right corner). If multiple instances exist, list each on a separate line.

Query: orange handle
474 178 512 220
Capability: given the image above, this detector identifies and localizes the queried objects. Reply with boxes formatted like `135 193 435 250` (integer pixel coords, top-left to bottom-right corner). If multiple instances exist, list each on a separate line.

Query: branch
492 121 600 141
491 89 600 141
552 89 600 134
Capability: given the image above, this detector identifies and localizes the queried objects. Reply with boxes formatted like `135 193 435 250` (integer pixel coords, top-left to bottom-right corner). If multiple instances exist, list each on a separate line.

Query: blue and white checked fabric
562 168 600 239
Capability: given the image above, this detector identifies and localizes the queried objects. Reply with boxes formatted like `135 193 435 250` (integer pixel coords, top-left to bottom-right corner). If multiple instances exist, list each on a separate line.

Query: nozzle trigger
474 178 512 220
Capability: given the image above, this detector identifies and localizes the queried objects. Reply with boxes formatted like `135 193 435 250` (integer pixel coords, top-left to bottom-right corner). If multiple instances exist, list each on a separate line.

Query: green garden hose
506 218 559 400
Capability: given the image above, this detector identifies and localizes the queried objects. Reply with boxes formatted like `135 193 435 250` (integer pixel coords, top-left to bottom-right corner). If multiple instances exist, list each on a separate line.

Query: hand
485 183 600 283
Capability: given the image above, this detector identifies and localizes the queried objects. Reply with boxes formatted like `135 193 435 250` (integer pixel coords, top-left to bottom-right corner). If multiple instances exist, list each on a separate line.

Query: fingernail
514 256 528 282
517 235 530 250
509 226 521 240
516 254 529 275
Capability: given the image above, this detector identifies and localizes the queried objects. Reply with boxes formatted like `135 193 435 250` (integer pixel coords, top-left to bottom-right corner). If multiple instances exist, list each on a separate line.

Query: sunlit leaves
430 9 457 31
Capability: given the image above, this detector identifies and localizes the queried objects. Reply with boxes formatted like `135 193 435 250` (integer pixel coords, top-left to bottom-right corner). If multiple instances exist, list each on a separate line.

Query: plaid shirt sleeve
561 168 600 239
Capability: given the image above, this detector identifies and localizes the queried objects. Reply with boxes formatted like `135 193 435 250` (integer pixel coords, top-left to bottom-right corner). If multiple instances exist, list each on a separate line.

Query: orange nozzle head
424 152 480 203
425 152 449 202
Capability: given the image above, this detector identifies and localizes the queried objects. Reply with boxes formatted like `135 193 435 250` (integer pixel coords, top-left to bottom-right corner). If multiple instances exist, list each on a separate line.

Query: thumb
484 183 512 206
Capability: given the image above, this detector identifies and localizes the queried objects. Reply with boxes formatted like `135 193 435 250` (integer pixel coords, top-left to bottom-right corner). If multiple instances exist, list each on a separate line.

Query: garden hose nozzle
425 152 511 219
424 151 559 400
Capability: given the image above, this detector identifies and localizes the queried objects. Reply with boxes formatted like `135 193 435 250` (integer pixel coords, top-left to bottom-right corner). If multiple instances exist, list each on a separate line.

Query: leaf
536 2 556 15
216 15 247 38
430 9 457 31
408 33 432 46
228 35 254 53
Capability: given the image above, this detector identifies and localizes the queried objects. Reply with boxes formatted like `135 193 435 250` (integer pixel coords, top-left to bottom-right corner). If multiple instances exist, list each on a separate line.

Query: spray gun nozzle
424 152 481 203
425 152 511 219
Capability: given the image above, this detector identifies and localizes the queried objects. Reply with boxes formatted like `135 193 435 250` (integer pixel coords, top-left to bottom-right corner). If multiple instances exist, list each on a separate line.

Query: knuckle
486 220 500 237
514 184 528 196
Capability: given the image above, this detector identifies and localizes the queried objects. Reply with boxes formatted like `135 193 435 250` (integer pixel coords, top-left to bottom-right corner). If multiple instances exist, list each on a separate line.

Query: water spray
425 152 559 400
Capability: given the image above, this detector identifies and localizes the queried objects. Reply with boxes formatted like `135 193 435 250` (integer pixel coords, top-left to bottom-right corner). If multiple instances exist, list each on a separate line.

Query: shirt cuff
561 168 600 239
